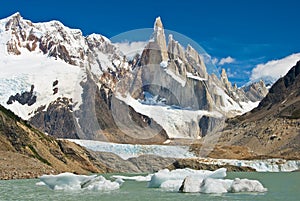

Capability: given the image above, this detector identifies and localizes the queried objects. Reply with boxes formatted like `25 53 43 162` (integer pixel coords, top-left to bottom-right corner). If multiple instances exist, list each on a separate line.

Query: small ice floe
111 175 152 182
38 172 123 191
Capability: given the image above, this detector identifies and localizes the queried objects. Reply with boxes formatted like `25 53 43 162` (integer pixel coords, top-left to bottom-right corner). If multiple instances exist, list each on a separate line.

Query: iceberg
39 172 122 191
147 168 267 194
148 168 226 188
230 178 267 193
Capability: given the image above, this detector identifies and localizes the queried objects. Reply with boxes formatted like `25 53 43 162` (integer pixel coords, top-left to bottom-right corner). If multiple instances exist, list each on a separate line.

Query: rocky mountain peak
4 12 24 30
185 45 207 78
167 34 186 61
151 16 168 61
221 68 232 91
154 17 163 30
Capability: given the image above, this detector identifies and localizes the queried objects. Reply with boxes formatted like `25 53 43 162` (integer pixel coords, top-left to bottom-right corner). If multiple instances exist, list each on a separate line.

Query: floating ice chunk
111 175 152 182
230 178 267 193
39 172 96 190
150 168 267 194
179 176 267 194
82 176 121 191
39 172 122 191
160 180 183 192
35 181 46 186
148 168 227 188
180 177 233 194
199 178 233 194
180 176 202 193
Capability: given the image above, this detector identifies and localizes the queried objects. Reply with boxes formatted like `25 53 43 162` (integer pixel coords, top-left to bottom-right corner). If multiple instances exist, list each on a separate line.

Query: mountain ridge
212 61 300 159
0 13 268 143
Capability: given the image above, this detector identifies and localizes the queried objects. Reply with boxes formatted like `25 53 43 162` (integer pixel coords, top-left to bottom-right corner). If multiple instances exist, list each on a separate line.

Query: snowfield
115 93 223 139
0 50 85 120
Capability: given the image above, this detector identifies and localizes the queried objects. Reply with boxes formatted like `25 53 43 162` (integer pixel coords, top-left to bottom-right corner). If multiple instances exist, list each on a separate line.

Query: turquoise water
0 172 299 201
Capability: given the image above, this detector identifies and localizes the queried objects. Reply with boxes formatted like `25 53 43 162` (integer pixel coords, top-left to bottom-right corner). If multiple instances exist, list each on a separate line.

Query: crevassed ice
68 139 195 159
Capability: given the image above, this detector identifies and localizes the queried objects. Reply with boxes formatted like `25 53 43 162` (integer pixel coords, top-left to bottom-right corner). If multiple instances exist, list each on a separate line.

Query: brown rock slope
214 60 300 159
0 105 111 179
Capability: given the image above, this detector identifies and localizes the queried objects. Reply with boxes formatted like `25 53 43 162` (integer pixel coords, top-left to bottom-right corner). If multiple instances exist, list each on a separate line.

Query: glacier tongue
68 139 195 160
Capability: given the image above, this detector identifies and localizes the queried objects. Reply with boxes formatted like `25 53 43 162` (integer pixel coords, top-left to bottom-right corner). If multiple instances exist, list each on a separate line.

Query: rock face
218 61 300 159
7 85 37 106
152 17 168 62
242 80 268 102
0 104 111 179
29 97 79 139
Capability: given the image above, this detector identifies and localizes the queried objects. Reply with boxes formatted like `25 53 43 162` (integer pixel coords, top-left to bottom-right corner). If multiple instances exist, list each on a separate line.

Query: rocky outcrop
90 152 176 173
242 80 268 102
29 97 79 139
199 115 223 137
186 45 207 78
128 155 176 173
0 104 111 179
168 158 255 172
7 85 37 106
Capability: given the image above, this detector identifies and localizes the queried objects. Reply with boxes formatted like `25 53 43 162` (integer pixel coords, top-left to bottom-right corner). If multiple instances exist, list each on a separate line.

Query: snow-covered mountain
0 12 127 119
0 13 267 143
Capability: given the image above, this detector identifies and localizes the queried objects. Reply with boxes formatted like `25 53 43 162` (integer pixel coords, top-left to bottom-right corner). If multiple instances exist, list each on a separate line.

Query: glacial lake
0 172 299 201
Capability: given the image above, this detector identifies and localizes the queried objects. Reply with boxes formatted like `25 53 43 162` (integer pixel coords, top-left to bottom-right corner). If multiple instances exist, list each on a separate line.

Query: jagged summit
150 16 168 61
154 16 163 30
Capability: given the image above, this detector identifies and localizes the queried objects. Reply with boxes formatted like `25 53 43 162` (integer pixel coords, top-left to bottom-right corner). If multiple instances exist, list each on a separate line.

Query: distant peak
7 12 22 20
221 68 228 78
154 16 163 30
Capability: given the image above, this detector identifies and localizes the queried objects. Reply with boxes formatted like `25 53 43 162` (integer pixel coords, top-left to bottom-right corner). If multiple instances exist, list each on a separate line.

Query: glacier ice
68 139 195 159
39 172 122 191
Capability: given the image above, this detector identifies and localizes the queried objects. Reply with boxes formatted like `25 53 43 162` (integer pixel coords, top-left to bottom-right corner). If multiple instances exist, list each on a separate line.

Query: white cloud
212 57 218 65
219 56 235 65
114 41 148 59
250 53 300 81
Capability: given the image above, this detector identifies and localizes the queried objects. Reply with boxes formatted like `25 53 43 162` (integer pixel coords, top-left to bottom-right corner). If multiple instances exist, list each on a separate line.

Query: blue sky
1 0 300 86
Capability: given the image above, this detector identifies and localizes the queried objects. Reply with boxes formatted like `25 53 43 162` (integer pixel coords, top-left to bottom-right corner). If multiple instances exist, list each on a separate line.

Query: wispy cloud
114 41 148 59
219 56 235 65
250 53 300 81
